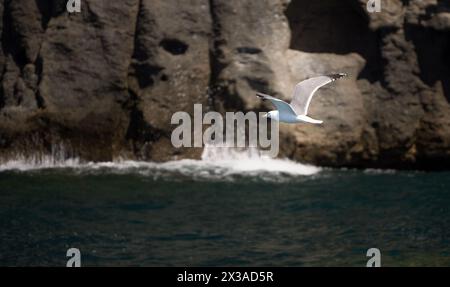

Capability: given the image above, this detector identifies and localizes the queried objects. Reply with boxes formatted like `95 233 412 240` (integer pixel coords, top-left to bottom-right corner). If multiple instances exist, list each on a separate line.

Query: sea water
0 147 449 266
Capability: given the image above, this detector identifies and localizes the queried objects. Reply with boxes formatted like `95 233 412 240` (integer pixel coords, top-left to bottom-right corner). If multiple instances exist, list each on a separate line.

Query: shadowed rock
0 0 449 169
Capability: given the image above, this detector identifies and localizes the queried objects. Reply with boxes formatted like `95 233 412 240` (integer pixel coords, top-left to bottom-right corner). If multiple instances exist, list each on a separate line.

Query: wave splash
0 145 321 180
200 145 320 176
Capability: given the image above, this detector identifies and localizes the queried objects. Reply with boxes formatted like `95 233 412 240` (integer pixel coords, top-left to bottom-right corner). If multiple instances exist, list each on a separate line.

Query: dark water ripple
0 168 449 266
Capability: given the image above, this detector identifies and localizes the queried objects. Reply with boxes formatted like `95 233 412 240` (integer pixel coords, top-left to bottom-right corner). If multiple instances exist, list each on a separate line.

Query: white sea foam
0 145 321 180
199 145 320 176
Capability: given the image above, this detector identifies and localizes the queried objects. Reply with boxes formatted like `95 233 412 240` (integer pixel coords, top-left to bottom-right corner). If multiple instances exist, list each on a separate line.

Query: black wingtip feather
256 92 269 99
328 73 348 81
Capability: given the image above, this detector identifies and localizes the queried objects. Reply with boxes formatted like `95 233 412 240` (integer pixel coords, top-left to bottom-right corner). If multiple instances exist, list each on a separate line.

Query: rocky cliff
0 0 449 169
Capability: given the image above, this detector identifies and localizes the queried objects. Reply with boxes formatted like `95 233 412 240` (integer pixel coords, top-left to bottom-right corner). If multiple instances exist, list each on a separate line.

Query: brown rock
0 0 449 170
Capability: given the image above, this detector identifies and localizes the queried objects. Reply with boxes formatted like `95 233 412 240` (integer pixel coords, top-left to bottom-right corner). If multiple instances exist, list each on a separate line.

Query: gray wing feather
256 93 298 116
290 73 346 115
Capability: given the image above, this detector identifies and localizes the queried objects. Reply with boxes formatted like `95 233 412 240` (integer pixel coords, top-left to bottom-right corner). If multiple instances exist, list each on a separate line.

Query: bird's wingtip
256 92 269 99
328 73 348 81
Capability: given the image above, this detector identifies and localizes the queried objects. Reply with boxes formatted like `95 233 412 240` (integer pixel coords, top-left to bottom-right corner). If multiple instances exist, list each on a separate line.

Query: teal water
0 166 450 266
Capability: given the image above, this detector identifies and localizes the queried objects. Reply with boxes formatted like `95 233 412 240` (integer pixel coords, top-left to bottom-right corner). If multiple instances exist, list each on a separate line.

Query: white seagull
257 73 347 124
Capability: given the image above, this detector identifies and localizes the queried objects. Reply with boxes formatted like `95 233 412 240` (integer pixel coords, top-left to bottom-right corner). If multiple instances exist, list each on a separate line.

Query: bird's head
263 111 278 120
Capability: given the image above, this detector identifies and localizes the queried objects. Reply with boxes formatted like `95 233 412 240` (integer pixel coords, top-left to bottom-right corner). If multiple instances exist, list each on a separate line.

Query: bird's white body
257 73 347 124
266 111 324 124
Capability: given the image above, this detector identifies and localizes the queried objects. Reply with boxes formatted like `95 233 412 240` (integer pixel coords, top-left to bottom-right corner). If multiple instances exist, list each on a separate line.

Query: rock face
0 0 449 169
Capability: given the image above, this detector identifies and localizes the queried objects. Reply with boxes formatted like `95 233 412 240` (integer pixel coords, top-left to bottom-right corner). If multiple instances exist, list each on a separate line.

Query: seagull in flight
257 73 347 124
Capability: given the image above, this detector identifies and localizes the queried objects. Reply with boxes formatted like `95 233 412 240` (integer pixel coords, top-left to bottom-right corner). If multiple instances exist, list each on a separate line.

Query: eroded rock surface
0 0 449 169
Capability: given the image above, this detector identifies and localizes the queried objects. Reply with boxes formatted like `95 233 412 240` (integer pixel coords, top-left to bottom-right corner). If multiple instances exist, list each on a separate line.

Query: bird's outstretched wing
290 73 347 115
256 93 298 117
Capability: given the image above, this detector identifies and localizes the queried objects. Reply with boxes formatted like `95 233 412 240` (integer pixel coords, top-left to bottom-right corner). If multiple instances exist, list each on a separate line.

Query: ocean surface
1 147 450 266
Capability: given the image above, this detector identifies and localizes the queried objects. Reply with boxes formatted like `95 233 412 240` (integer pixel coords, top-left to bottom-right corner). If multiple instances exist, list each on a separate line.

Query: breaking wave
0 145 321 181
